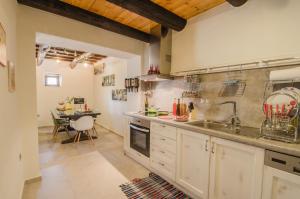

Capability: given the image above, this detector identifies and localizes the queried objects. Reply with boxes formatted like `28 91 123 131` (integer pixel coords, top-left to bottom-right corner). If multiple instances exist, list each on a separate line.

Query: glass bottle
176 98 181 116
145 96 149 114
172 98 177 116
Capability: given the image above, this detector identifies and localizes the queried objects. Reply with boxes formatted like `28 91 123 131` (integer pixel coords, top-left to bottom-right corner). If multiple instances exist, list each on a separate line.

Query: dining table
53 109 101 144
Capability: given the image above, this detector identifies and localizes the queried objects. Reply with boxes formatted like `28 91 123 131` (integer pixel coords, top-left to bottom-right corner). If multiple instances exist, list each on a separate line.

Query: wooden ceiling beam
226 0 248 7
44 56 97 64
70 52 92 69
36 44 105 64
17 0 154 42
37 44 50 66
106 0 187 31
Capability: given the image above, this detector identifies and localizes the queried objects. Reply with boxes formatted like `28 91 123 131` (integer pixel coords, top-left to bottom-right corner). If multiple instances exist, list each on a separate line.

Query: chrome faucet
218 101 241 128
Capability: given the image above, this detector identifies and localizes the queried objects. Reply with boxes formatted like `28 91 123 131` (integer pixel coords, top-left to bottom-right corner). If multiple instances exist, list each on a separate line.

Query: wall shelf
172 57 300 77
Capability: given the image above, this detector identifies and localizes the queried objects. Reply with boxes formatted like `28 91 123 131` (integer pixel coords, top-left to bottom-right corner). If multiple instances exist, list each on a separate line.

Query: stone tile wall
145 65 299 128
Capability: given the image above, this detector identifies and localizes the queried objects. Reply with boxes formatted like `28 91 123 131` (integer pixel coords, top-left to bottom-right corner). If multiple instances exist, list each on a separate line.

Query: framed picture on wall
102 74 115 86
0 22 7 67
112 89 127 101
8 61 15 92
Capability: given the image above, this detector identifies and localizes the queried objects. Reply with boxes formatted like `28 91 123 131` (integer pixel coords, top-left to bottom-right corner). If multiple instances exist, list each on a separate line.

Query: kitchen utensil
188 102 194 112
157 111 169 116
219 79 246 97
281 104 285 116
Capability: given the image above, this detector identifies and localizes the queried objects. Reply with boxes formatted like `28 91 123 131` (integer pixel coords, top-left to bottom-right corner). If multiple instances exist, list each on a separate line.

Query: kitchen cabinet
176 128 210 199
262 163 300 199
151 122 177 140
209 137 264 199
171 0 300 74
123 117 130 151
150 122 177 180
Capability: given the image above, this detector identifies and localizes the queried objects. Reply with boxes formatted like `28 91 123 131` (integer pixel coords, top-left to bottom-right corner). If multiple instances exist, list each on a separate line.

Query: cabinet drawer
151 134 176 154
151 122 177 140
151 146 176 165
150 159 176 180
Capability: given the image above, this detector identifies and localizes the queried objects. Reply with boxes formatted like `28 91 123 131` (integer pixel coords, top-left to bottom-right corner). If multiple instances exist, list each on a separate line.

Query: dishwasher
262 150 300 199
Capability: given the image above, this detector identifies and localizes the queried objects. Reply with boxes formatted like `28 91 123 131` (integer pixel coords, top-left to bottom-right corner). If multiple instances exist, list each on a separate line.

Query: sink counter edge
124 112 300 157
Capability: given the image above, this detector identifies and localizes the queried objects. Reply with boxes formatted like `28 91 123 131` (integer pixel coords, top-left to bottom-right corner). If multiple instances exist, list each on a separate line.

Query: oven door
130 123 150 157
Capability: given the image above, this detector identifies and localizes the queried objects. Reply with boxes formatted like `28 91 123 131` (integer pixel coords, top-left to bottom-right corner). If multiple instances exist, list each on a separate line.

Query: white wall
36 60 95 127
172 0 300 73
17 4 146 181
0 0 24 198
94 58 128 136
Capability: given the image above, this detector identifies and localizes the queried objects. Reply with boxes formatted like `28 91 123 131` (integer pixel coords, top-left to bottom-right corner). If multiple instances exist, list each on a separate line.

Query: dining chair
92 118 98 136
51 112 70 139
70 116 95 145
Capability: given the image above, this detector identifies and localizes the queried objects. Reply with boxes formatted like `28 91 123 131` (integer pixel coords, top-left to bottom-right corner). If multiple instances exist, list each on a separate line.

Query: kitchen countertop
125 112 300 157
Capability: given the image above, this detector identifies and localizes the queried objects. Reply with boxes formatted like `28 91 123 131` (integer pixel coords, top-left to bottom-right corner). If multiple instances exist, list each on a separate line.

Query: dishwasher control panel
265 150 300 176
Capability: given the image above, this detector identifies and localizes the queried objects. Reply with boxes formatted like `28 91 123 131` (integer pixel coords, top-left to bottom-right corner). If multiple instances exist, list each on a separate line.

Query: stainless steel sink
187 120 228 129
187 120 261 139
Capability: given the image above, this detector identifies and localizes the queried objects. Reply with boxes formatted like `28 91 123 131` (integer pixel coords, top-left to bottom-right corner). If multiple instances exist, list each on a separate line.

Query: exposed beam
70 52 91 69
226 0 248 7
17 0 153 42
36 44 106 64
37 45 50 66
106 0 187 31
45 57 96 64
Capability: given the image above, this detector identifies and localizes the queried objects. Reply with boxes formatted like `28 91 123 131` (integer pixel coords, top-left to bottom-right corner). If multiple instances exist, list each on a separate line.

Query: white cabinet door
209 137 264 199
262 166 300 199
176 129 210 199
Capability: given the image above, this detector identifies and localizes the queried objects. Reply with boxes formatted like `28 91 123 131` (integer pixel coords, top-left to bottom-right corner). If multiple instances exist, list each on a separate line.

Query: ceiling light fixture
56 58 61 63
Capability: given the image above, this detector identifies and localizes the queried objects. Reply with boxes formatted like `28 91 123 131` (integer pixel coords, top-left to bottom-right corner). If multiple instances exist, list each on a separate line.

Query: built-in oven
130 118 150 157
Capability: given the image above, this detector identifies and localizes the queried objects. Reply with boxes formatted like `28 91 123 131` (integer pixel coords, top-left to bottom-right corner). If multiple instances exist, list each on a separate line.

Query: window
45 74 61 87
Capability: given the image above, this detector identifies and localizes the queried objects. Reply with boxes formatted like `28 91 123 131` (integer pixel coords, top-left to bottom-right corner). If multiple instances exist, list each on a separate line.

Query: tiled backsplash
146 65 299 128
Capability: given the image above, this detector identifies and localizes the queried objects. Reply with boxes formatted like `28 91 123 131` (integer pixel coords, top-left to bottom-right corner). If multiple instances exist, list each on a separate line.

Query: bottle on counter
176 98 181 116
145 96 149 114
180 99 187 116
172 98 177 116
183 102 187 116
188 102 196 119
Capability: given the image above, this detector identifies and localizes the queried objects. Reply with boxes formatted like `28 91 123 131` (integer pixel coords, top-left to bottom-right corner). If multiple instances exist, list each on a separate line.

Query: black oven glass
130 123 150 157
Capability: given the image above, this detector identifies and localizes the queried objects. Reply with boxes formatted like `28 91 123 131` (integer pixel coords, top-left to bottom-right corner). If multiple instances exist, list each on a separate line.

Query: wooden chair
51 112 70 139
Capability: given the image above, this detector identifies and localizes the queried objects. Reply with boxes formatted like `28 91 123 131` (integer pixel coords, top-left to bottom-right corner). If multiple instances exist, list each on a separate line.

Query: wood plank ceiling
62 0 225 33
35 44 106 64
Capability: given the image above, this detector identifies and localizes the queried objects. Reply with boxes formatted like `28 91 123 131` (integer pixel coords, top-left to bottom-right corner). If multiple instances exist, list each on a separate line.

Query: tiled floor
22 125 149 199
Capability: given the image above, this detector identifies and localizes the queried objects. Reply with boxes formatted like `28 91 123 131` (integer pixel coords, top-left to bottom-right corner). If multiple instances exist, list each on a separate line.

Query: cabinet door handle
205 140 208 152
159 162 165 167
293 167 300 175
160 150 165 154
160 138 166 141
211 142 215 154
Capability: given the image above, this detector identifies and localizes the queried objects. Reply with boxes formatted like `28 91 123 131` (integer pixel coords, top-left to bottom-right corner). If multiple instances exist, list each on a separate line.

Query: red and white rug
120 173 192 199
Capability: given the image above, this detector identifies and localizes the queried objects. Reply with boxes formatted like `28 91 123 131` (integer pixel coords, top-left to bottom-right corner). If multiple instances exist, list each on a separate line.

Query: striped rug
120 173 192 199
